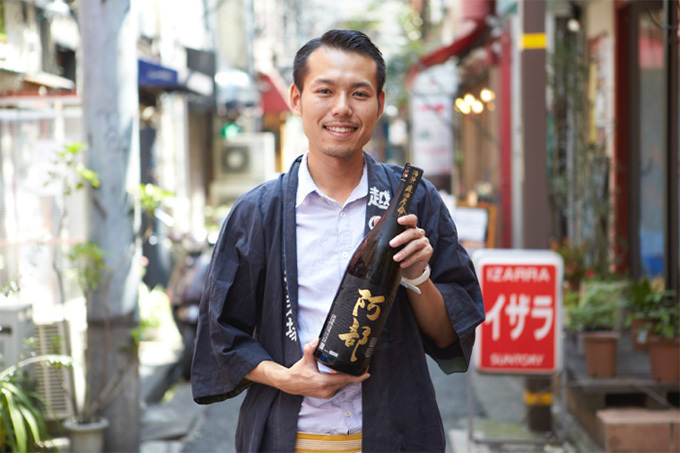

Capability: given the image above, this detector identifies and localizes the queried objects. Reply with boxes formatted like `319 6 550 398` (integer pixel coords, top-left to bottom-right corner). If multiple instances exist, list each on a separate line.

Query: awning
407 19 486 87
258 72 290 114
138 58 180 89
23 71 75 91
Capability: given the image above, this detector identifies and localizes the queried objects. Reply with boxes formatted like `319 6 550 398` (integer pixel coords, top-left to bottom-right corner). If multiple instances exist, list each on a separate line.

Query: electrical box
0 303 34 369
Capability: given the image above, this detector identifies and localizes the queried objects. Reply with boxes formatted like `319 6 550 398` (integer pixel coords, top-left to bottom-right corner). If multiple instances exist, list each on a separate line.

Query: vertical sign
409 62 456 176
410 95 453 175
473 250 563 375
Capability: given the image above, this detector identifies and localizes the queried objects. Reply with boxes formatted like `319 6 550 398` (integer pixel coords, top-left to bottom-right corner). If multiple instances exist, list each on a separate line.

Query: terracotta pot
648 336 680 382
629 318 653 351
582 331 619 378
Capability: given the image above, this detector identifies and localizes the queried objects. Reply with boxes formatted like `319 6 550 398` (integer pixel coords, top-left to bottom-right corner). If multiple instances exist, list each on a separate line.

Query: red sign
473 250 563 375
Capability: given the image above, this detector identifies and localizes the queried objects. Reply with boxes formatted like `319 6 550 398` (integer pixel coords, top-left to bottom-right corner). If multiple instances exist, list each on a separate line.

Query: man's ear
289 84 302 116
377 90 386 118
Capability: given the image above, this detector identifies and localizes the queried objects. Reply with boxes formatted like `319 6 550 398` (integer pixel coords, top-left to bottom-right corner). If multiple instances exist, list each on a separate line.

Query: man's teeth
326 126 354 133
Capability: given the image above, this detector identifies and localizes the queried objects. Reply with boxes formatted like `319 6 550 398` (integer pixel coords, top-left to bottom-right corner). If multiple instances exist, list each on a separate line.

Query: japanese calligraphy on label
318 274 385 368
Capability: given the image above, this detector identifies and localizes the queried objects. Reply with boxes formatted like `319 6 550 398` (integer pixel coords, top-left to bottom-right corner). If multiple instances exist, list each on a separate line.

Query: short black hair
293 29 385 94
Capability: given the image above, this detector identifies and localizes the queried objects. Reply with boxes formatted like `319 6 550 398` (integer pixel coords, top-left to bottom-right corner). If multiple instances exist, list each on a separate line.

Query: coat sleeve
191 198 273 404
417 183 486 373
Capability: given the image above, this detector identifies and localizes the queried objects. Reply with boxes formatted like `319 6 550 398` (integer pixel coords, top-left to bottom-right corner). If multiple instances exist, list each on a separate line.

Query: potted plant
624 277 668 350
643 291 679 382
42 144 172 451
0 282 71 453
0 348 72 452
567 280 629 378
60 185 172 452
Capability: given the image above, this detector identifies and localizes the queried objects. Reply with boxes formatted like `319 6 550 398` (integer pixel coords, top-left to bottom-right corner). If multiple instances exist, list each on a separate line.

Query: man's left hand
388 214 432 279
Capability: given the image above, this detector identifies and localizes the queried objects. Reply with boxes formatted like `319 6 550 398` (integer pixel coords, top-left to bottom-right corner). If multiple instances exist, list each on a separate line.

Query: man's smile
324 125 358 133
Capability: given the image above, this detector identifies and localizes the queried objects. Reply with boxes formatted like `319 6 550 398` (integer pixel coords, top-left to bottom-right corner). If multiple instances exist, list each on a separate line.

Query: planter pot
63 418 108 453
629 318 653 351
582 331 619 378
648 336 680 382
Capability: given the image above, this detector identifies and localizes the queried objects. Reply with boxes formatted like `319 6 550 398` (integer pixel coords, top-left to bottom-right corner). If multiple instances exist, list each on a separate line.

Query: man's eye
317 89 331 95
354 92 369 98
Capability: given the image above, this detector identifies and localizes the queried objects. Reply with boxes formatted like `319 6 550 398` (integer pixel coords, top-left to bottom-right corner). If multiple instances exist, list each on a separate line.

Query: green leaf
67 241 109 293
18 404 43 448
75 164 101 188
4 386 28 452
1 386 17 451
132 183 174 215
65 142 85 155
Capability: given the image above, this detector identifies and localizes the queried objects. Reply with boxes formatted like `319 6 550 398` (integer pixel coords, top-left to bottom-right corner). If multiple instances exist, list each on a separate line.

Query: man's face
290 47 385 160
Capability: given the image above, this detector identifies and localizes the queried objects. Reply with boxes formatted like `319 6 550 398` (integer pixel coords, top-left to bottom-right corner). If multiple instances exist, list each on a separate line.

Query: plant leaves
4 385 28 453
18 404 43 450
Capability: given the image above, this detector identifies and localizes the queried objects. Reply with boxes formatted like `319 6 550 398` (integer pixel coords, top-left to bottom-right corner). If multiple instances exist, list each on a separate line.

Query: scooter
166 240 212 380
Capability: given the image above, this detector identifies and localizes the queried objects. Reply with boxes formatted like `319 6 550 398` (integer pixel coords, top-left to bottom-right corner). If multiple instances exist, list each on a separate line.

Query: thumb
302 338 319 362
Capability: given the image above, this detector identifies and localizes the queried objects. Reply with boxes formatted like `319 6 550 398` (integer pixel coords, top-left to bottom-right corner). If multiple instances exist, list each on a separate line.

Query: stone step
596 408 680 453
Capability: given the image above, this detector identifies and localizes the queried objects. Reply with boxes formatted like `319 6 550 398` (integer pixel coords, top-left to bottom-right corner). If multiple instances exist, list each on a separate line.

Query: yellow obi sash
294 432 362 453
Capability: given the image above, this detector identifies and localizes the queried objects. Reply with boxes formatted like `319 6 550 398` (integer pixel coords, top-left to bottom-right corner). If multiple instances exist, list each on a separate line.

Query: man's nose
332 93 352 116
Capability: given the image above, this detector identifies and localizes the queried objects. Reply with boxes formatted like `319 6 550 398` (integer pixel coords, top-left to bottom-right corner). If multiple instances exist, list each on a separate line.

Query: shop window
636 6 665 277
56 45 76 83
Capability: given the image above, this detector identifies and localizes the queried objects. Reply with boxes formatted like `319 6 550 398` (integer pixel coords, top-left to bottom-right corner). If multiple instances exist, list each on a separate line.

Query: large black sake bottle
314 164 424 375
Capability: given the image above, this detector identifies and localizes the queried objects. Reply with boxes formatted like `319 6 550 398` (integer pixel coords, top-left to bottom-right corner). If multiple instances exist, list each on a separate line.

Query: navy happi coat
191 153 485 452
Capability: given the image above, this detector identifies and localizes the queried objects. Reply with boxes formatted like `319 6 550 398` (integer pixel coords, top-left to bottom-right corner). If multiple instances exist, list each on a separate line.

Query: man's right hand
245 338 370 399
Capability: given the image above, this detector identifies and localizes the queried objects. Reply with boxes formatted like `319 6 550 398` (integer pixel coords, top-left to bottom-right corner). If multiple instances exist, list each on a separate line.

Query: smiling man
191 30 485 452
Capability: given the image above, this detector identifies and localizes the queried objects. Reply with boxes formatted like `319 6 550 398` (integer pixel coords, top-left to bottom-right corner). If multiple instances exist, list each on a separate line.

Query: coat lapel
281 156 303 366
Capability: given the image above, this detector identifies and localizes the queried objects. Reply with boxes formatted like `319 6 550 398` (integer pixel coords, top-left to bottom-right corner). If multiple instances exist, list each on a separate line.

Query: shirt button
340 211 346 217
342 252 349 259
345 411 351 417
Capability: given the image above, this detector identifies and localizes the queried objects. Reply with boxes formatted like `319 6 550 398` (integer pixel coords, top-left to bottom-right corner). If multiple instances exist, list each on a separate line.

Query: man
191 29 485 452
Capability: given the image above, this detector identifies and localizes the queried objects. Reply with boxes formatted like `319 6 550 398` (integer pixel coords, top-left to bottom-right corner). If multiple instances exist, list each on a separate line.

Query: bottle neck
388 165 423 220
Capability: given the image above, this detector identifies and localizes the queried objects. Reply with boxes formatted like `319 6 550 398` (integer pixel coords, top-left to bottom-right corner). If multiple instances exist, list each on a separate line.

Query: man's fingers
317 372 370 399
301 339 322 373
304 337 319 352
397 214 418 228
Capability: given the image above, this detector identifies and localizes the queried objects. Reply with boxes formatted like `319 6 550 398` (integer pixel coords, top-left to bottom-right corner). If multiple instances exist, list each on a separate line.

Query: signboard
473 250 563 375
410 94 453 175
409 62 456 176
450 202 496 252
138 58 179 88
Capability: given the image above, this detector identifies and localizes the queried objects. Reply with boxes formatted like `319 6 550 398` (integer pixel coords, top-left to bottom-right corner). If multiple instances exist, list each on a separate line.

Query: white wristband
400 264 431 295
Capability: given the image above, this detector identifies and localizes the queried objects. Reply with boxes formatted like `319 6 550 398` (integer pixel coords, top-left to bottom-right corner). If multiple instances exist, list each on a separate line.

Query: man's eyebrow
311 78 335 86
350 81 374 90
310 78 375 90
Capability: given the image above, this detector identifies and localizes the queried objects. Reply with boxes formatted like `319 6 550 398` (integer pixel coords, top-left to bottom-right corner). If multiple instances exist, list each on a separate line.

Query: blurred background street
0 0 678 451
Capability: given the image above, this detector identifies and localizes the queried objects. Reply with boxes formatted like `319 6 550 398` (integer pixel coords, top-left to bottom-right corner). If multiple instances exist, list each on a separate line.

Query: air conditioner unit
33 322 75 420
0 303 34 369
211 132 276 204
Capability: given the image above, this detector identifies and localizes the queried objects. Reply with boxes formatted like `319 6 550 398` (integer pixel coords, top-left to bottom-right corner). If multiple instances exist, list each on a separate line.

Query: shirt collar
296 152 368 207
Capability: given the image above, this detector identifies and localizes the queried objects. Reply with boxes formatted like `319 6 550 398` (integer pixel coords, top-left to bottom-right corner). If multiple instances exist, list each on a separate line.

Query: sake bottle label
318 273 386 364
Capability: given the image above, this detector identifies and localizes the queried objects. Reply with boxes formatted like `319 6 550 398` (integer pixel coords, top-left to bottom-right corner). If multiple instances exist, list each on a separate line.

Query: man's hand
388 214 433 279
245 338 370 399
